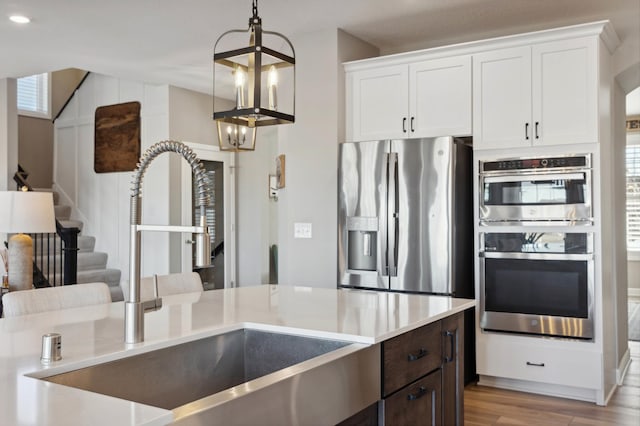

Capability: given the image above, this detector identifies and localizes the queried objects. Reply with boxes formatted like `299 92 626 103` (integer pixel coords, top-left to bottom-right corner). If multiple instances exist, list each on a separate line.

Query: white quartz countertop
0 284 475 425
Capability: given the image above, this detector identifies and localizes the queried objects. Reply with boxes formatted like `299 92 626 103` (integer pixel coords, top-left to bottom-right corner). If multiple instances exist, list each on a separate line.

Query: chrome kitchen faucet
125 141 211 344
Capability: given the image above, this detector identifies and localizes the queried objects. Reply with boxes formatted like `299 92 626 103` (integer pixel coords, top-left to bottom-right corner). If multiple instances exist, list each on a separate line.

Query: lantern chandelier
213 0 296 151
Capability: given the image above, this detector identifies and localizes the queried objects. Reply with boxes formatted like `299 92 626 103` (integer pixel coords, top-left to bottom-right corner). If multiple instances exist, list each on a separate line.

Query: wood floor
464 341 640 425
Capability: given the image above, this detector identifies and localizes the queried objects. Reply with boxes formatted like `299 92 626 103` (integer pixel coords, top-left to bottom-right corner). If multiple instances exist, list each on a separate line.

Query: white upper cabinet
410 56 472 138
473 37 598 150
532 38 598 146
347 64 409 141
346 56 472 142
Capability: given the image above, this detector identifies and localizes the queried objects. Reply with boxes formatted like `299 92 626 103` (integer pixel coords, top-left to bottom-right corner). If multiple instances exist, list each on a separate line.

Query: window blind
627 144 640 250
17 73 49 117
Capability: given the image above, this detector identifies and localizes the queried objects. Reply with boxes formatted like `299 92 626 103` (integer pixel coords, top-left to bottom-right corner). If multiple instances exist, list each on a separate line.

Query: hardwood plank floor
464 341 640 425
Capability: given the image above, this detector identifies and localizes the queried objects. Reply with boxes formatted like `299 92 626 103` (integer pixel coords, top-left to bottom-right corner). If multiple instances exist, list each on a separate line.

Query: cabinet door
383 369 442 426
409 55 472 138
473 46 532 150
532 37 598 145
347 65 409 142
442 312 464 426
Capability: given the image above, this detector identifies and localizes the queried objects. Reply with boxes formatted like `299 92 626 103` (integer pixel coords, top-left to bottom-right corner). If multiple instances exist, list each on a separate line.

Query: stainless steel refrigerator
338 136 473 298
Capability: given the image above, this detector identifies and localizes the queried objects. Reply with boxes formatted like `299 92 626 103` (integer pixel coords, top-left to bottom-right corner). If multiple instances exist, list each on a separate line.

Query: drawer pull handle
526 361 545 367
444 330 455 363
407 348 428 362
402 117 407 133
407 386 428 401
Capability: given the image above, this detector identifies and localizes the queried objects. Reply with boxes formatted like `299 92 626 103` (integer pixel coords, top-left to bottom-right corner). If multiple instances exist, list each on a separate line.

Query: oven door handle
480 251 593 261
482 172 586 184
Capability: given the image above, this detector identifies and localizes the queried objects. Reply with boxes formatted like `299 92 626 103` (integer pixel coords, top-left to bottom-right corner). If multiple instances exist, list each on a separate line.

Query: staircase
36 189 123 301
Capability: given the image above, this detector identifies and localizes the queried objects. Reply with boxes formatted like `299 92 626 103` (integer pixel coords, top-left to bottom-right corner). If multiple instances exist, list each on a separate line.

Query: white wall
0 78 18 191
54 73 173 280
272 29 378 288
236 127 278 286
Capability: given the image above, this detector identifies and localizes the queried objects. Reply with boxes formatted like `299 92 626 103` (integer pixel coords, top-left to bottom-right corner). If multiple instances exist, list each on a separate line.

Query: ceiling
1 0 639 98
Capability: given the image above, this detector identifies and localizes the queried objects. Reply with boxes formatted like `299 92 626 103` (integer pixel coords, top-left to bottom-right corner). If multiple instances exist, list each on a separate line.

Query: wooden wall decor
94 101 141 173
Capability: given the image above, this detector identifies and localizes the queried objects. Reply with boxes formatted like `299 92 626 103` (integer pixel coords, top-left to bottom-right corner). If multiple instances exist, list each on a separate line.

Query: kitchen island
0 285 474 425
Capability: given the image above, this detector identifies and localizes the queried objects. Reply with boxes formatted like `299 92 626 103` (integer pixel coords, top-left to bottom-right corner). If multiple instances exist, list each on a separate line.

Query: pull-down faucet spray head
125 140 211 344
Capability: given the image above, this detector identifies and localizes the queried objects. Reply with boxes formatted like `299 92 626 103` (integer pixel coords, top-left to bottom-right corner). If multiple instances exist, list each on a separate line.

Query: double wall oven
478 155 595 340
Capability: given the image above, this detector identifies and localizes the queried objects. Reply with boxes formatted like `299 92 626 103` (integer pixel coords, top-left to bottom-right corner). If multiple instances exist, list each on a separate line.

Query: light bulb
235 68 246 87
268 65 278 87
226 126 232 135
241 127 247 135
268 65 278 110
235 67 246 109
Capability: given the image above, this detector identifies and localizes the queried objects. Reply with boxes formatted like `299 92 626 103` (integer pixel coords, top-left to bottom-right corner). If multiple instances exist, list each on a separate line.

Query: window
17 73 50 118
627 143 640 251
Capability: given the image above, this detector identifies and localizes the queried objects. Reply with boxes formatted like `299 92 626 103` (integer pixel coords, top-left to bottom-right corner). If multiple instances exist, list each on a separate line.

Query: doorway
180 143 235 289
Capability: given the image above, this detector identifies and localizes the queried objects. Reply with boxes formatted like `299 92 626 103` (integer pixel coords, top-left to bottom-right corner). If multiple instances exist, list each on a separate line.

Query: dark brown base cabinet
338 312 465 426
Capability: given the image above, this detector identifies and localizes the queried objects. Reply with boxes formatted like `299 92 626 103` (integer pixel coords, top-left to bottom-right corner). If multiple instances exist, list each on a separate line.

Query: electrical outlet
294 222 312 239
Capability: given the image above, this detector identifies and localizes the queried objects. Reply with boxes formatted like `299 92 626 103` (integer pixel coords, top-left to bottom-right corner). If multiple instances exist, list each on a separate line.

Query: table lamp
0 191 56 291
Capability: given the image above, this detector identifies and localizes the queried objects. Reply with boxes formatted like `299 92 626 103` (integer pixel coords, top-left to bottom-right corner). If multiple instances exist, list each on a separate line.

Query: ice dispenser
347 217 377 271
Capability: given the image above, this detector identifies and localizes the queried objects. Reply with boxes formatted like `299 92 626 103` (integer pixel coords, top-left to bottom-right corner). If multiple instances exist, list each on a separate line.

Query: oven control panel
482 155 589 172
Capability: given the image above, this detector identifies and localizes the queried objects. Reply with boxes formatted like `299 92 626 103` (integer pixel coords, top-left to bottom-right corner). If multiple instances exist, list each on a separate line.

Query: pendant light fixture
213 0 295 151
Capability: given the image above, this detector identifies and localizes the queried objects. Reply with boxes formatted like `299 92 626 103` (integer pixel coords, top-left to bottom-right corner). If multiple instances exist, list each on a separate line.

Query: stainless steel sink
40 328 381 425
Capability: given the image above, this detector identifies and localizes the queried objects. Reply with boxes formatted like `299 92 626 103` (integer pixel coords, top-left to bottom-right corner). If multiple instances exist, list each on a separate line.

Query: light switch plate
294 222 312 239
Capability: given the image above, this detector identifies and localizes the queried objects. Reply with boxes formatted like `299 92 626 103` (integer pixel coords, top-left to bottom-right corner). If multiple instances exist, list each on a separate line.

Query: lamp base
8 233 33 291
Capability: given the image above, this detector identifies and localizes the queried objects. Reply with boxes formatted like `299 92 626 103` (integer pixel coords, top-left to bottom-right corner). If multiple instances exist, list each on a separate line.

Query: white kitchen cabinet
347 64 408 141
473 37 598 150
346 56 471 142
476 332 603 399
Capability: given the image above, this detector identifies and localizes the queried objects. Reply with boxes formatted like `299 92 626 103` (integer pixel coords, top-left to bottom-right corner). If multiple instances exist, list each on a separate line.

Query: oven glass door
480 171 591 224
484 257 588 318
480 253 594 339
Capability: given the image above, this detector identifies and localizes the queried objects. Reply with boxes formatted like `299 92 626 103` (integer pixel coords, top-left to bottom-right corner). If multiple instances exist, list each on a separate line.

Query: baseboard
477 375 601 405
617 347 632 385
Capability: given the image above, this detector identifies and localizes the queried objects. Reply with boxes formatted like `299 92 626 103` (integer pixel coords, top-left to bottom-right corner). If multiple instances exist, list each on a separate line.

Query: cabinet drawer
383 321 442 396
477 336 602 389
383 369 442 426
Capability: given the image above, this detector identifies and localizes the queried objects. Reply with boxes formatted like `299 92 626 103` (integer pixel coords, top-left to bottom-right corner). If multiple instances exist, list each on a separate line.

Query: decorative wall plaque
94 101 141 173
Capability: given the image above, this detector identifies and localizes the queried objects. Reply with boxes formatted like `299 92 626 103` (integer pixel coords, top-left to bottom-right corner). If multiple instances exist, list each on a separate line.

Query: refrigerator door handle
381 153 390 277
388 152 398 277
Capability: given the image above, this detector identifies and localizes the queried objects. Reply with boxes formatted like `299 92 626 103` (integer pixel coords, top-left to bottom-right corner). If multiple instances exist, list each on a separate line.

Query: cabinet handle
444 330 455 363
526 361 545 367
410 117 415 132
407 386 428 401
525 123 530 140
402 117 407 133
407 348 428 362
535 121 540 139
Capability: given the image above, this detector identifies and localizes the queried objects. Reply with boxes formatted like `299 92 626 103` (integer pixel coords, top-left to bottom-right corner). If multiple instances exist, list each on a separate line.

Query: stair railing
12 167 79 287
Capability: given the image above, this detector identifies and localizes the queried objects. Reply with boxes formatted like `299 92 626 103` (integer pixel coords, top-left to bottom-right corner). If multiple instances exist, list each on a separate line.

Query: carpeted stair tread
35 251 108 272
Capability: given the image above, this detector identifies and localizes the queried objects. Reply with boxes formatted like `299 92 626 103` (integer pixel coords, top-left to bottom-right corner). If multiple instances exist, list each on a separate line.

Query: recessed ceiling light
9 15 31 24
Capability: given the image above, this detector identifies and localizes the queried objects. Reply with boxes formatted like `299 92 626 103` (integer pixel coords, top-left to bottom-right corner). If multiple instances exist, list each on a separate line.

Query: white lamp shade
0 191 56 234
